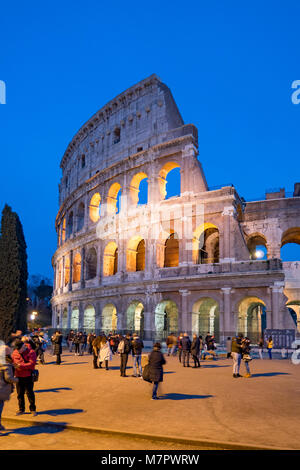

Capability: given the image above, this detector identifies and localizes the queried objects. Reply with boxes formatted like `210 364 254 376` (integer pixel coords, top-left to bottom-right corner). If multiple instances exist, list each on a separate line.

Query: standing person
177 332 184 363
12 340 37 416
0 343 19 431
267 336 273 359
132 333 144 377
241 336 252 378
87 333 96 355
118 334 132 377
92 335 103 369
50 332 56 356
258 337 264 359
226 337 232 358
166 334 173 356
180 333 191 367
83 332 88 353
78 332 85 356
98 336 112 370
53 330 63 365
191 334 201 368
73 332 80 356
148 342 166 400
67 330 75 353
231 333 243 378
198 335 204 360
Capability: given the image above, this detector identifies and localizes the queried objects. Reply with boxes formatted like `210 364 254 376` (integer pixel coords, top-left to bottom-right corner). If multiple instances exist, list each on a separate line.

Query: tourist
118 333 132 377
12 340 37 416
241 336 252 378
198 335 204 360
166 334 173 356
92 335 103 369
148 342 166 400
191 334 201 368
231 333 243 378
98 336 112 370
180 332 191 367
78 332 85 356
170 333 178 356
82 332 88 353
267 336 273 359
226 337 232 358
87 333 96 354
131 333 144 377
53 330 63 364
67 330 75 353
177 332 184 363
258 337 264 359
73 332 80 356
0 343 19 431
206 333 217 360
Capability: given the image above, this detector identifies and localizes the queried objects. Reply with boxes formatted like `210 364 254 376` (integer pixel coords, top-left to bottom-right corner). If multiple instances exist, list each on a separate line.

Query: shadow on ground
159 393 213 401
35 387 72 393
0 422 67 437
37 408 84 416
251 372 290 378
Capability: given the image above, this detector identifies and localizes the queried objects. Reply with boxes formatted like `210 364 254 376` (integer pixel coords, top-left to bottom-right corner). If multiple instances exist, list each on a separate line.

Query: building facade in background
51 75 300 343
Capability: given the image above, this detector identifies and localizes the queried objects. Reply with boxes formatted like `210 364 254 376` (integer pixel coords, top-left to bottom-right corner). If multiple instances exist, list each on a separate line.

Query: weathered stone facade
51 74 300 343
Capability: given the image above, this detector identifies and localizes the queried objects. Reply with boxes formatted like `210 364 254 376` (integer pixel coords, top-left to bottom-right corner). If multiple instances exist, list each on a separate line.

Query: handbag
31 369 39 382
242 354 252 362
142 363 152 383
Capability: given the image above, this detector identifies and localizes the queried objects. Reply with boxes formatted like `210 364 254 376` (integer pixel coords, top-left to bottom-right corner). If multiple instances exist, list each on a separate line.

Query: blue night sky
0 0 300 280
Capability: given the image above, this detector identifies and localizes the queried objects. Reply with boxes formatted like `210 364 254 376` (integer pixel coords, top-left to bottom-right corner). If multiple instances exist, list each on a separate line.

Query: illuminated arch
155 300 178 341
64 256 70 286
126 301 144 335
73 252 81 283
192 297 220 341
89 193 101 223
83 304 96 331
192 223 219 264
159 162 180 200
103 242 118 276
86 247 97 280
164 233 179 267
247 233 268 260
129 172 148 206
127 236 145 272
102 303 118 333
107 183 122 214
237 297 266 343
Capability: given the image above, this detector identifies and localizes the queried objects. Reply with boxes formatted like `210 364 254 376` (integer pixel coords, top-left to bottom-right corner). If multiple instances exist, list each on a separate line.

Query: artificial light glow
255 250 265 259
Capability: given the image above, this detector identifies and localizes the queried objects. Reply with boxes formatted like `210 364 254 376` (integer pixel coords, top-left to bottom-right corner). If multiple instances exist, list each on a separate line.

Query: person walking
131 333 144 377
118 334 132 377
191 334 201 368
258 337 264 359
53 330 63 365
98 336 112 370
148 342 166 400
12 340 37 416
241 336 252 378
267 336 273 359
0 343 19 431
180 333 191 367
231 333 243 378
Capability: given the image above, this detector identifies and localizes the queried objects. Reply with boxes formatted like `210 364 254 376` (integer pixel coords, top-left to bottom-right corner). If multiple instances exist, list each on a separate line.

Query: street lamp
31 311 38 321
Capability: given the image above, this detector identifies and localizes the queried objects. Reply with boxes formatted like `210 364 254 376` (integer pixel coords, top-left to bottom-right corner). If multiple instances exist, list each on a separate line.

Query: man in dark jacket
180 333 191 367
53 331 63 365
231 333 243 378
191 334 201 368
131 334 144 377
148 342 166 400
119 334 132 377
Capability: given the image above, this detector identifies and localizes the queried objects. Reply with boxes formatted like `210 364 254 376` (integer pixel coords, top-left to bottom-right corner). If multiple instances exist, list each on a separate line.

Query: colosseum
51 74 300 345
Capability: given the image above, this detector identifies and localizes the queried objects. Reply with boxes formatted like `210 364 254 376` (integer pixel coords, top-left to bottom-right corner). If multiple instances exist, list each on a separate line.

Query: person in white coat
98 336 112 370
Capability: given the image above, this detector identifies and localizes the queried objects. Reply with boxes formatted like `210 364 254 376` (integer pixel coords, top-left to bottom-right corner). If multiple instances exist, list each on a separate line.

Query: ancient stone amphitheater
51 74 300 344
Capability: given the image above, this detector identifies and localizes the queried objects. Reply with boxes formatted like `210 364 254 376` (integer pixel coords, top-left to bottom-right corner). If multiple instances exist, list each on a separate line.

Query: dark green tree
0 204 28 342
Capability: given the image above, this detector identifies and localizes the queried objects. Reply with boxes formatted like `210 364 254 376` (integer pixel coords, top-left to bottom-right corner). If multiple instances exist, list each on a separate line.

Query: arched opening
103 242 118 276
73 252 81 283
193 224 220 264
86 247 97 280
126 301 144 336
89 193 101 223
129 172 148 206
62 308 68 330
102 304 117 333
286 300 300 332
67 212 73 239
57 261 62 288
164 233 179 267
71 307 79 330
107 183 122 215
237 297 266 343
159 162 181 200
83 305 96 332
77 202 85 232
64 256 70 286
61 218 66 245
127 237 145 272
281 228 300 261
247 234 268 260
155 300 178 341
192 298 220 342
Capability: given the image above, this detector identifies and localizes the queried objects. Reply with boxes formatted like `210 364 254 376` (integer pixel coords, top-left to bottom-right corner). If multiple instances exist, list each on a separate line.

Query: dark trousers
75 343 80 354
178 349 182 362
120 353 128 376
56 353 61 364
192 354 200 367
152 382 159 398
182 350 190 366
93 352 98 368
16 376 36 412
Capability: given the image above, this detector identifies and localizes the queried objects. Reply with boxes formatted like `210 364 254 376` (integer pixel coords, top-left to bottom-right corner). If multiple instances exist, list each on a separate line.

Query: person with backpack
53 330 63 364
118 334 132 377
180 333 191 367
0 343 19 431
131 333 144 377
241 336 252 378
148 342 166 400
12 340 37 416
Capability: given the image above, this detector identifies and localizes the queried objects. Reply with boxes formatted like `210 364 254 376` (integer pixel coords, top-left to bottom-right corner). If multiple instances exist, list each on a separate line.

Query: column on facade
221 287 233 341
80 246 85 289
78 302 85 331
68 250 73 291
96 240 102 285
179 290 191 334
271 283 285 329
220 206 237 262
62 256 66 290
67 301 72 329
144 290 160 341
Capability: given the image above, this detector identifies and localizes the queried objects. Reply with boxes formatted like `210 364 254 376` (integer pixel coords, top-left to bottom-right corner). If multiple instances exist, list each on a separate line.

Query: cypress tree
0 204 28 342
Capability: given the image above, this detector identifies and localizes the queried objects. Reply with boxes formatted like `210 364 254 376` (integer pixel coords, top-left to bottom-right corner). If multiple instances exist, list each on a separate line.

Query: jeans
69 341 73 353
16 376 36 412
259 349 263 359
0 400 4 423
120 354 129 376
133 355 142 376
152 382 159 399
268 349 272 359
232 352 241 375
244 360 251 374
182 351 190 366
171 345 177 356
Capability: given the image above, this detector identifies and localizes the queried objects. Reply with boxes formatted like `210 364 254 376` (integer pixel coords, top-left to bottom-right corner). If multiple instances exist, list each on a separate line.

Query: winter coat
231 337 242 354
12 348 36 378
191 337 200 356
53 333 63 354
98 341 112 362
180 336 191 351
0 363 18 401
148 349 166 383
123 338 132 355
132 338 144 355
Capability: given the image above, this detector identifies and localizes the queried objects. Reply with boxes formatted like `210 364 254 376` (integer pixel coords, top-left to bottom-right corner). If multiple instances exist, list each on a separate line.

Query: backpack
117 340 125 354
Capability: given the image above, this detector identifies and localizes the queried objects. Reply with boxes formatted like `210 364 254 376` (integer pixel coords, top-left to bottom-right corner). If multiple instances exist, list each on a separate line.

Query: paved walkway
2 350 300 449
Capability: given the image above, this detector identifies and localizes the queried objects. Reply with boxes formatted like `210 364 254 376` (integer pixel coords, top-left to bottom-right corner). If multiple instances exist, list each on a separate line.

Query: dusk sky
1 0 300 280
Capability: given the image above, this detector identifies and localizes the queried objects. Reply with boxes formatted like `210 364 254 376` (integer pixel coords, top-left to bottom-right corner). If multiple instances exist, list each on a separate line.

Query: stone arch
71 306 79 330
281 227 300 261
73 252 81 283
236 297 266 343
86 247 97 280
129 172 148 206
191 297 220 341
66 212 73 239
62 307 68 329
64 256 70 286
89 193 101 223
126 301 144 336
127 236 145 272
83 304 96 331
193 223 220 264
102 303 118 333
159 161 181 200
247 233 268 260
164 232 179 267
103 242 118 276
286 300 300 332
61 218 66 245
77 202 85 231
107 182 122 214
155 300 178 341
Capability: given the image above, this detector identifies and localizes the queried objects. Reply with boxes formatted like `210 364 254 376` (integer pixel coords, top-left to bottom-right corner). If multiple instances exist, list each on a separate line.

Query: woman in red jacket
11 340 37 416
